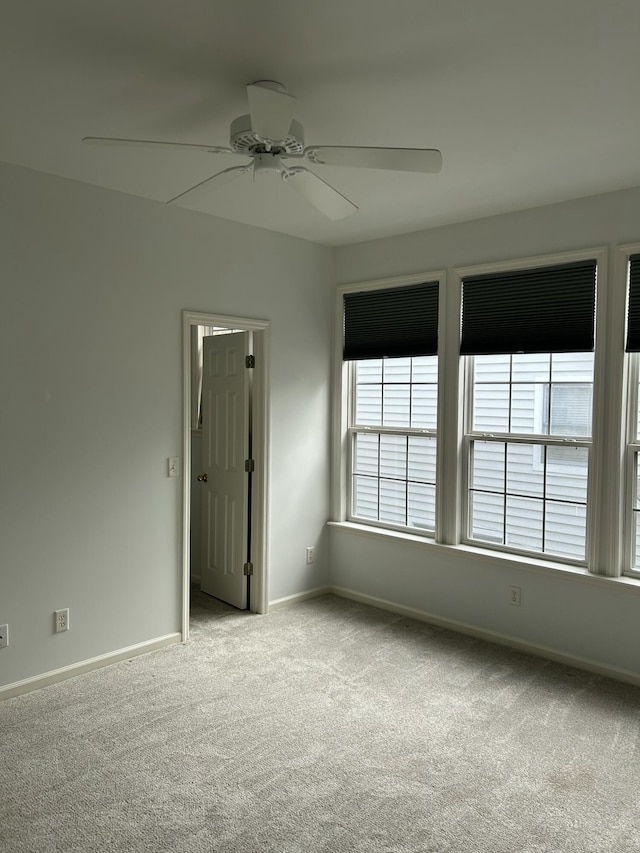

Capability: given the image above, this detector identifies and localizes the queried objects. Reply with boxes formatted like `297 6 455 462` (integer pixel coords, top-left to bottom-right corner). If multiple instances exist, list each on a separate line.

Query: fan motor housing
230 114 304 155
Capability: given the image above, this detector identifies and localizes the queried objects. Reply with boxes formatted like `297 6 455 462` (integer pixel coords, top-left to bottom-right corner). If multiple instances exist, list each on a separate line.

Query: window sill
327 521 640 594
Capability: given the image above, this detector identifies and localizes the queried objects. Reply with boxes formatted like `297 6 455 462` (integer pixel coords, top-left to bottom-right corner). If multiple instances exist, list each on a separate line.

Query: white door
199 332 250 609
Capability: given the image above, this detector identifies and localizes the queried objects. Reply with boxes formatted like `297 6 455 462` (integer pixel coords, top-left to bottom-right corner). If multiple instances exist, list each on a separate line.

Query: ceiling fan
83 80 442 220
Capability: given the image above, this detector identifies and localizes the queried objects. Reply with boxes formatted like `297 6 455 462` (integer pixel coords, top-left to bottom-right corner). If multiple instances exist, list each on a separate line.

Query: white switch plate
168 457 180 477
0 624 8 649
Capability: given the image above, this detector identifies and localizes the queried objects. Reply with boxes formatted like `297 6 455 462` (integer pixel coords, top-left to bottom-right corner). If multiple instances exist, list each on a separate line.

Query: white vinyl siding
350 356 437 533
466 352 594 562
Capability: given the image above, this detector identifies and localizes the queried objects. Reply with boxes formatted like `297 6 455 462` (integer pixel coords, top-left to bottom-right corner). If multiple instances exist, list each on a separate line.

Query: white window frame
332 271 446 539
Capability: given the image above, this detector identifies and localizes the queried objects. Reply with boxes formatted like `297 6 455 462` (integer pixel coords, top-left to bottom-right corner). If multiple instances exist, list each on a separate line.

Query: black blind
460 259 597 355
625 254 640 352
343 281 439 360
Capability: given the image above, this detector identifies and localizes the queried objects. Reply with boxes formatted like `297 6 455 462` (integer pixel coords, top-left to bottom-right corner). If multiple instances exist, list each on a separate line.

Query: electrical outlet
508 585 521 607
0 624 8 649
54 608 70 633
306 546 314 565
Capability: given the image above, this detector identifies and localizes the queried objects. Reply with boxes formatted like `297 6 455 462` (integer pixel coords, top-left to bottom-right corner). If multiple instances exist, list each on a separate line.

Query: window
343 279 439 535
335 251 618 574
461 259 597 564
351 355 437 531
625 252 640 575
466 352 593 560
627 364 640 572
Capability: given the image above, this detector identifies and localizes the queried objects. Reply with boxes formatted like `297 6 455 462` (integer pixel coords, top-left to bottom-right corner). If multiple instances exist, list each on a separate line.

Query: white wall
0 161 334 690
332 187 640 681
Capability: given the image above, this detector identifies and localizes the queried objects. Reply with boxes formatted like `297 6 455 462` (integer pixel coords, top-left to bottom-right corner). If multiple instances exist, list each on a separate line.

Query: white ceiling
2 0 639 247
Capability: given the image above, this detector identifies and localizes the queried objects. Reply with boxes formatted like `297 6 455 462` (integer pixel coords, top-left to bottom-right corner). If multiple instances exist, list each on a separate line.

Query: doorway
181 311 270 642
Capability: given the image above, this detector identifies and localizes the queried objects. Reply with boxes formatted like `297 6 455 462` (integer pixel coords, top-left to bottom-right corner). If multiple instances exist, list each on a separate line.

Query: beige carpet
2 589 640 852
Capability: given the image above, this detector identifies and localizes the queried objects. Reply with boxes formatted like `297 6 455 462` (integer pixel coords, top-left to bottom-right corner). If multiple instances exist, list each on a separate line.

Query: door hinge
243 562 254 576
245 355 255 368
244 459 255 473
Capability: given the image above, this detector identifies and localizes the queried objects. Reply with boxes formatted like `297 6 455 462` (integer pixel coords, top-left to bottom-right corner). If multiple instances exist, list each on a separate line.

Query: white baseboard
268 585 331 610
0 633 181 701
329 585 640 688
7 586 638 700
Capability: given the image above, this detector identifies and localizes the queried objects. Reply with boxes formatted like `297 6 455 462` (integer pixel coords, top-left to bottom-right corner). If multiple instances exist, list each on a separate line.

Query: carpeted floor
2 588 640 852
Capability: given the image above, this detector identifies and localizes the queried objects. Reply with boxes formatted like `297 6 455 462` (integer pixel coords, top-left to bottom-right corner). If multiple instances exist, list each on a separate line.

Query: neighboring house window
344 281 439 534
625 253 640 575
461 259 597 563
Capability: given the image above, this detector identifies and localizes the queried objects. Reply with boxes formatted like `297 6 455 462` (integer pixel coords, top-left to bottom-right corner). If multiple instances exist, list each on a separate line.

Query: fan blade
167 165 251 205
303 146 442 173
247 84 297 141
283 167 358 220
82 136 234 155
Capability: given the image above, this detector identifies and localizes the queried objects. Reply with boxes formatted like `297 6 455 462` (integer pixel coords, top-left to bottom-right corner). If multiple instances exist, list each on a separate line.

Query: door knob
197 473 208 483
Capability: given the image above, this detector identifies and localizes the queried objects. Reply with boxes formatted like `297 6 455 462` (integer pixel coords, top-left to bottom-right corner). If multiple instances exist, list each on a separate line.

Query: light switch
168 457 180 477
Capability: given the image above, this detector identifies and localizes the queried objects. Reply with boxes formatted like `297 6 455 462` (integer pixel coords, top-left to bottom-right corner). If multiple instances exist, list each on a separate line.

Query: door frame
181 310 270 641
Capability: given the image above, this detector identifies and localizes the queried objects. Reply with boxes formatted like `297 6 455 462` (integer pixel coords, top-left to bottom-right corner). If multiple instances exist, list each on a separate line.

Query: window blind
343 281 439 360
460 259 597 355
625 254 640 352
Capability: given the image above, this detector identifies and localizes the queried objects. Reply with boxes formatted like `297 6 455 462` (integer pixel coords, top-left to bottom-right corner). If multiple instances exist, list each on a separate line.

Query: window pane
474 354 510 383
506 443 544 498
380 479 406 524
470 490 504 544
546 446 589 504
549 384 592 437
353 433 378 476
383 357 411 383
634 452 640 569
380 434 406 479
355 385 382 425
506 495 543 552
466 350 592 563
353 476 378 520
545 501 586 560
383 385 410 427
471 441 505 492
411 384 437 429
473 384 510 432
356 360 382 383
551 352 594 383
408 436 436 484
511 353 550 383
412 356 438 382
408 482 435 531
468 440 589 560
510 383 539 433
349 352 438 536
